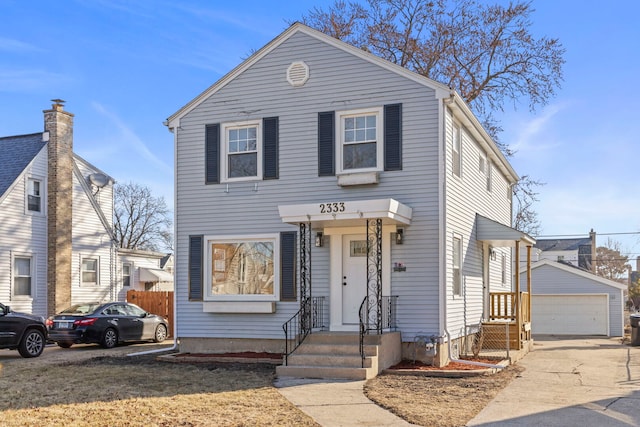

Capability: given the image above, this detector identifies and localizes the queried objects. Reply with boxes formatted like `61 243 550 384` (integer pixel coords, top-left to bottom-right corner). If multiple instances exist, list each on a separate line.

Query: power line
536 231 640 238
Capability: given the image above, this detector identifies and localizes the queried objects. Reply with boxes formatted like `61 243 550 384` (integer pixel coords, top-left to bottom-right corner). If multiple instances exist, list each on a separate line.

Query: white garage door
532 295 608 335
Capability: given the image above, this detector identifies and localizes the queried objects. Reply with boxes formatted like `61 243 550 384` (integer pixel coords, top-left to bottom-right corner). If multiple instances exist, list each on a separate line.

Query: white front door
342 234 368 324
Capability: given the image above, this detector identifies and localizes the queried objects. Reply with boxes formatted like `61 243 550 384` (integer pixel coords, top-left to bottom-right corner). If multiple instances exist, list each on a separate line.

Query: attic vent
287 61 309 87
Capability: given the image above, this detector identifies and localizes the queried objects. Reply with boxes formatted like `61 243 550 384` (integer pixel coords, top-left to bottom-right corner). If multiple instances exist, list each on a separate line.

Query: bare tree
300 0 565 232
113 182 173 252
595 238 630 282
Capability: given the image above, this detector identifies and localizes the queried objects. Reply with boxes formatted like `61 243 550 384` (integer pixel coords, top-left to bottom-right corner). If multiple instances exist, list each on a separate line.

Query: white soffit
279 198 412 227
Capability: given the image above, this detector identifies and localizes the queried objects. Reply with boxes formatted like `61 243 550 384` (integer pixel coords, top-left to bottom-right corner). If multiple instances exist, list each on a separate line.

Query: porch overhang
139 267 173 282
476 214 536 247
278 198 412 227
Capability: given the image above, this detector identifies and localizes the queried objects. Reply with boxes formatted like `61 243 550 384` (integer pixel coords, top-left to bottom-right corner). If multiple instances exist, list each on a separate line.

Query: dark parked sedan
0 302 47 357
47 302 168 349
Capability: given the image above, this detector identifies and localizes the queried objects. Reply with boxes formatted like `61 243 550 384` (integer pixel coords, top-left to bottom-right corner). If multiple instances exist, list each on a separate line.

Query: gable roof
524 258 627 291
535 237 592 252
165 22 518 183
0 133 46 197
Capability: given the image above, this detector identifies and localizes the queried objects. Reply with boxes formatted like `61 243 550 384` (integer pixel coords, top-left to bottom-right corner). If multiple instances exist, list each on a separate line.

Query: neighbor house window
501 254 506 285
338 107 383 173
122 263 131 287
221 121 261 181
27 178 42 212
82 258 98 285
486 161 492 192
452 124 461 177
452 236 462 296
14 256 33 297
205 235 278 301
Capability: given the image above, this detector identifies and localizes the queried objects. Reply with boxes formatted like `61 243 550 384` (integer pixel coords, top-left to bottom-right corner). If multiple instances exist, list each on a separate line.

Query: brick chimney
45 99 74 316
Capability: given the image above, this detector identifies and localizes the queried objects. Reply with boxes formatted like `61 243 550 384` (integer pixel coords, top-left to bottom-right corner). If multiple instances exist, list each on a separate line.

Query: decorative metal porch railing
359 295 398 367
282 296 325 364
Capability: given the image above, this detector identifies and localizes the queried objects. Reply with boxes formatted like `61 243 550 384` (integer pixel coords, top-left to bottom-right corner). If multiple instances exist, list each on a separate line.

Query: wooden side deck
482 291 531 350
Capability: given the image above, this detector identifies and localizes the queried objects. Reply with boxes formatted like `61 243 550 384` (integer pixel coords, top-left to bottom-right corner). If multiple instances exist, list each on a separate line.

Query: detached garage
520 259 626 337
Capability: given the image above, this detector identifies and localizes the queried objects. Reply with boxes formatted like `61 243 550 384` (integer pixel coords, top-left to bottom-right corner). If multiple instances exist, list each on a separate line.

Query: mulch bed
389 357 502 371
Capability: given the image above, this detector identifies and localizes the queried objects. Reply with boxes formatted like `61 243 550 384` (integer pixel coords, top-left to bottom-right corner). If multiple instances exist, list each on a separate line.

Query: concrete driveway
468 335 640 427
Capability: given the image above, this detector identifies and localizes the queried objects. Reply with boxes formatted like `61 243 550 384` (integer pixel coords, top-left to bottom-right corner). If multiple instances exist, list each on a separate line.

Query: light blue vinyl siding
175 31 442 340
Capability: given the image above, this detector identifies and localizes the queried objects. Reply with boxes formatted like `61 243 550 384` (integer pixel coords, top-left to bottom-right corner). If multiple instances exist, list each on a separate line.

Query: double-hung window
122 263 131 287
82 258 98 285
14 256 33 297
27 178 42 212
338 108 383 173
222 121 261 181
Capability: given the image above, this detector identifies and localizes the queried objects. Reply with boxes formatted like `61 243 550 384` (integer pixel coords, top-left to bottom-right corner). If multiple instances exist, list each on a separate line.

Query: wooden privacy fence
127 290 174 338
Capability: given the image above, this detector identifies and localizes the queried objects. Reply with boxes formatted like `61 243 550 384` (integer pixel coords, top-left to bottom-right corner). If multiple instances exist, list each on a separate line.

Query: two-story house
0 101 118 317
166 23 535 378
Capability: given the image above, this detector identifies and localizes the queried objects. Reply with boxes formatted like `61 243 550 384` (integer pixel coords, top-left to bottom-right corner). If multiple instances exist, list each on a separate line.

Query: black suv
0 302 47 358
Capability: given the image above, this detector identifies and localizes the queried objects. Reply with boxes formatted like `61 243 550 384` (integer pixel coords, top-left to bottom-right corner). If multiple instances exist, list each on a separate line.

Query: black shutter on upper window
205 124 220 184
263 117 279 180
189 235 203 301
318 111 335 176
384 103 402 171
280 231 297 301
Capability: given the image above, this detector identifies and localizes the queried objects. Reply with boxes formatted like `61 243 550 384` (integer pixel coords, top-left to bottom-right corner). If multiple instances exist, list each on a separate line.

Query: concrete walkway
468 336 640 427
276 337 640 427
275 377 418 427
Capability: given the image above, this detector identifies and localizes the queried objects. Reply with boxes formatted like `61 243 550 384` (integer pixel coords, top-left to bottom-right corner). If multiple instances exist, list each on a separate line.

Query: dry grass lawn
0 346 522 427
365 365 524 427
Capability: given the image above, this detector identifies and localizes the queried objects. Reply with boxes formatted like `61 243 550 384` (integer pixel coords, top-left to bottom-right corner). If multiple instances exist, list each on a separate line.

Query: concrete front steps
276 331 401 380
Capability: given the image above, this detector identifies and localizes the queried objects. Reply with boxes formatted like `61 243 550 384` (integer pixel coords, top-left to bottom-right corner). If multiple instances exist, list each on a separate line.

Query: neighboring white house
166 23 534 376
118 249 174 295
520 259 625 336
0 101 118 317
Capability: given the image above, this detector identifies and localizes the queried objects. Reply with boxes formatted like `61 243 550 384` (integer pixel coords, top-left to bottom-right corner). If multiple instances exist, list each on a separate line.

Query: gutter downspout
441 94 503 370
128 121 180 357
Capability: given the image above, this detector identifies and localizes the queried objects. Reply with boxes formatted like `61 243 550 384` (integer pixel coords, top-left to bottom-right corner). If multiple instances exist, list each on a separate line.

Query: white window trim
12 253 35 299
220 120 263 183
25 176 45 215
204 234 280 302
81 256 99 286
122 262 132 287
486 160 492 192
452 235 462 297
336 107 384 175
452 123 462 178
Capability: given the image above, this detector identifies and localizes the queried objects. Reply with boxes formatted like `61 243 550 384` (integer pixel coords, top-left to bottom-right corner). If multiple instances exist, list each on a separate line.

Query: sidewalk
467 336 640 426
275 377 419 427
276 337 640 427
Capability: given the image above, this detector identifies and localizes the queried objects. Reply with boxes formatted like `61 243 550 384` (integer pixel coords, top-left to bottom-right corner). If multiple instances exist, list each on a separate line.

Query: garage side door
532 295 608 335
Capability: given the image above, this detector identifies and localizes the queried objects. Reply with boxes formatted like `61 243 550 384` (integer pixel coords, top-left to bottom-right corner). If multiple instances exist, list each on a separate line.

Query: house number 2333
319 202 346 213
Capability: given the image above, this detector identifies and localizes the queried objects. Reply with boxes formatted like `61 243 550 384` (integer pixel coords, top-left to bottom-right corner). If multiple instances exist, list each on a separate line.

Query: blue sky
1 1 639 261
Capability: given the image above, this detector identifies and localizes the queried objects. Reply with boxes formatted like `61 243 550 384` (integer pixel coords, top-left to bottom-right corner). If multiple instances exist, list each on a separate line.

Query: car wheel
100 328 118 348
153 324 168 343
57 341 73 348
18 329 45 358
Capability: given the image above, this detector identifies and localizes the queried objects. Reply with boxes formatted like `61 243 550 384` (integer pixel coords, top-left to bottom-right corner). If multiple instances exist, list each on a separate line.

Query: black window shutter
205 124 220 184
263 117 279 180
384 103 402 171
318 111 335 176
189 235 203 301
280 231 297 301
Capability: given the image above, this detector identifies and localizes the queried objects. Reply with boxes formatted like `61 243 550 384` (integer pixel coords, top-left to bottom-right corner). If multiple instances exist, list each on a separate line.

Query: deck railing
489 291 530 323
